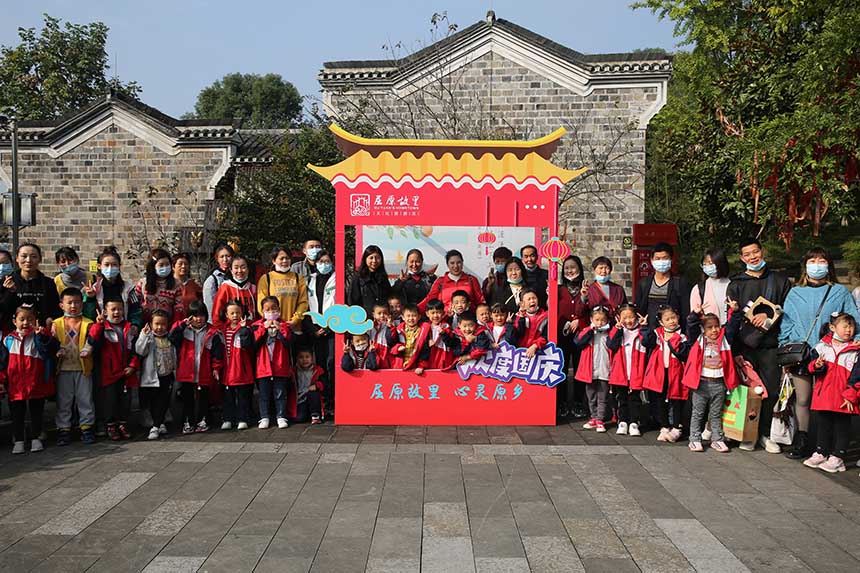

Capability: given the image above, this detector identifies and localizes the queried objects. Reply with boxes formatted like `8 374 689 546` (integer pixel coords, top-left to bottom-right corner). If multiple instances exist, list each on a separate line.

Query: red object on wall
632 224 678 294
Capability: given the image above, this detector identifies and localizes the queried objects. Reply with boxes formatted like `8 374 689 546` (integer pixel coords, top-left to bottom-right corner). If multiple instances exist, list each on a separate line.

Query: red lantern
539 236 571 280
478 230 497 255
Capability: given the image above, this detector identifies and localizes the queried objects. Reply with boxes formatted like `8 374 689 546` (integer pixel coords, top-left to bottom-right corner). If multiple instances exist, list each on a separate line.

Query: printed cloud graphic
305 304 373 334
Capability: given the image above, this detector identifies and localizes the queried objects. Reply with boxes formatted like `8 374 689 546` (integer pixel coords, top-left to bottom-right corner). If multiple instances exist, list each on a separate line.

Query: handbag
776 284 832 368
770 372 797 445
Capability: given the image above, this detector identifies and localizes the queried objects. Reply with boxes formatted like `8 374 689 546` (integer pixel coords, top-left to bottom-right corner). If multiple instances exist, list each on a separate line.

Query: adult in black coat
9 243 61 326
520 244 549 308
348 245 391 316
633 242 689 332
392 248 437 307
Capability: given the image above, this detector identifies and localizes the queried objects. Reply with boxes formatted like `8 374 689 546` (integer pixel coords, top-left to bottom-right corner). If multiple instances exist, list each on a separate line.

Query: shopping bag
722 385 762 442
769 373 797 445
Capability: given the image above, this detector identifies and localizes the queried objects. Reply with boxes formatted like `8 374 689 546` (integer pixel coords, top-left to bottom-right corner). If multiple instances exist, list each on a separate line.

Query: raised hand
95 309 105 324
142 323 152 335
3 275 15 291
638 313 647 326
427 264 438 276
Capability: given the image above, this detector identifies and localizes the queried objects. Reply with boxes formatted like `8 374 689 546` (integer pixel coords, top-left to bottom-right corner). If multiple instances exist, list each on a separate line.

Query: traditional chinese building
319 11 671 288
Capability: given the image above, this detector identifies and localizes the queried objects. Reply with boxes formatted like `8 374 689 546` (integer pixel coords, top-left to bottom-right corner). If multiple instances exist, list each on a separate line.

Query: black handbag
776 284 832 368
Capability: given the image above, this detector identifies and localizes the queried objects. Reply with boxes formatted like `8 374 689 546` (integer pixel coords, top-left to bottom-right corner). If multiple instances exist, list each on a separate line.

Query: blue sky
1 0 679 119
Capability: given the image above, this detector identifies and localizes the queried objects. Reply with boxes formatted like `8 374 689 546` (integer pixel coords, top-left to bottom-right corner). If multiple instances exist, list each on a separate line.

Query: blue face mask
508 276 523 285
102 266 120 280
806 262 829 280
594 274 610 284
652 259 672 273
155 266 172 278
0 263 12 277
701 264 718 278
746 259 766 272
494 264 506 274
62 264 80 275
595 324 610 332
317 262 332 275
307 247 322 261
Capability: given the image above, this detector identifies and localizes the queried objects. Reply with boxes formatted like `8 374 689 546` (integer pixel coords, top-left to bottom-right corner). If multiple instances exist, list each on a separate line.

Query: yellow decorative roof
309 149 586 186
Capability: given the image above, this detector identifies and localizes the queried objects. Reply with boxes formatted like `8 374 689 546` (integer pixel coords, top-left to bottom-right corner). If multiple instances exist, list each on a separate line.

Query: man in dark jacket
726 237 792 453
520 245 549 308
634 242 690 332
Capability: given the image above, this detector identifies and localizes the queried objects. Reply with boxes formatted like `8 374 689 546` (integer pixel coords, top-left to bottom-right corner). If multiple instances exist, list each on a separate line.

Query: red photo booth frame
309 125 586 425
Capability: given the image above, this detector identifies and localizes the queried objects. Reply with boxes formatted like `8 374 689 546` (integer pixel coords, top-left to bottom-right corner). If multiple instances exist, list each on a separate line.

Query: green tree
0 14 140 120
637 0 860 252
187 73 302 128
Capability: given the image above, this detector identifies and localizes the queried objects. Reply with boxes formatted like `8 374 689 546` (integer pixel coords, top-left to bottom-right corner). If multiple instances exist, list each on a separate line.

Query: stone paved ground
0 423 859 572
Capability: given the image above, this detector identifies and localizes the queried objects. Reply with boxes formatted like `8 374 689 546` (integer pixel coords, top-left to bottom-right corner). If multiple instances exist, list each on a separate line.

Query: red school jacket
222 324 255 386
0 328 59 400
287 365 326 419
418 272 485 314
642 327 689 400
251 319 292 379
88 321 140 388
807 334 860 414
682 330 739 391
370 322 395 369
169 321 224 387
427 322 455 370
606 326 647 389
443 326 493 371
512 309 549 350
390 321 432 370
573 326 612 384
211 280 257 329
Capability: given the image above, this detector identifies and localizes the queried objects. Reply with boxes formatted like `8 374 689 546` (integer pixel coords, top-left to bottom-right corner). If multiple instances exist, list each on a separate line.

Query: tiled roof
233 129 297 164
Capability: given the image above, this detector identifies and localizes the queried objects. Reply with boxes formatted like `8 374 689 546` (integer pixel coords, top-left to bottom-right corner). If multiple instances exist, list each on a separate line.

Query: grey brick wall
0 125 221 273
325 51 659 292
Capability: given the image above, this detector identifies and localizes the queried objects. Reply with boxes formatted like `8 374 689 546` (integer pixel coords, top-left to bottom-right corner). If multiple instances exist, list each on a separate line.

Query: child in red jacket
606 304 648 437
369 303 395 368
253 296 292 429
802 312 860 473
574 306 612 432
88 297 139 441
425 299 454 369
291 347 326 424
211 255 257 329
512 289 548 357
683 311 741 453
221 300 255 430
488 303 514 348
390 305 432 373
0 305 59 454
642 306 690 443
170 300 224 434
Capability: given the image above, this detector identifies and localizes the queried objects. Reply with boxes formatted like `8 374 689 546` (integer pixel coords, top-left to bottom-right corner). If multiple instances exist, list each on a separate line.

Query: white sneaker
616 422 628 435
582 419 598 430
147 427 160 441
738 440 755 451
221 421 233 430
277 417 289 429
628 423 641 437
702 428 712 441
760 436 781 454
12 441 25 455
258 418 270 429
158 424 168 435
237 422 249 430
30 439 44 452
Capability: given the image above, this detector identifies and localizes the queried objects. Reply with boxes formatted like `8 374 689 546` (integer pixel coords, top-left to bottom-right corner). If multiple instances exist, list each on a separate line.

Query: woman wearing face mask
573 256 628 320
557 255 586 418
489 257 529 316
690 248 731 324
778 248 860 460
202 244 234 315
0 249 19 333
418 249 483 315
304 251 337 413
392 249 438 306
83 247 142 327
8 242 62 327
135 248 185 325
257 246 309 332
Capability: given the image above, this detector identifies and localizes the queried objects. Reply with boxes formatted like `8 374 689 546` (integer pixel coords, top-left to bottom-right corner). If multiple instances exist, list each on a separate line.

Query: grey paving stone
731 548 812 572
533 462 603 519
339 474 384 502
563 518 628 558
521 535 584 572
199 533 271 572
470 516 525 559
366 557 421 572
421 536 476 573
767 526 860 571
324 501 378 538
142 555 206 573
87 534 170 573
475 557 531 572
54 514 142 555
721 493 808 530
254 554 313 573
580 557 640 573
266 517 329 558
134 499 206 536
32 553 100 572
622 535 692 572
510 501 565 537
424 502 471 537
423 455 466 503
310 535 372 573
654 518 748 569
368 517 422 560
791 508 860 560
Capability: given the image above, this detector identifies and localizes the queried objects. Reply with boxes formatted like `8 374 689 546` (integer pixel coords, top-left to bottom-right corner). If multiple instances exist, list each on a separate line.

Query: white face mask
274 264 290 273
354 343 368 352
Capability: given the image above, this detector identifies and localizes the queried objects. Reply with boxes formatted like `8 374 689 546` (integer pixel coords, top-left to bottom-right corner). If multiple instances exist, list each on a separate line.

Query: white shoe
12 441 25 455
616 422 628 435
158 424 168 435
702 428 712 441
628 423 641 437
30 439 44 452
221 421 233 430
258 418 270 429
277 417 289 429
738 441 755 451
147 427 160 441
237 422 249 430
760 436 781 454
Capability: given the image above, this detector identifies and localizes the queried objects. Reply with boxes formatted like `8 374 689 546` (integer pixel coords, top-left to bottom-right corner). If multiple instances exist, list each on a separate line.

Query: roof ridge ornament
486 10 496 25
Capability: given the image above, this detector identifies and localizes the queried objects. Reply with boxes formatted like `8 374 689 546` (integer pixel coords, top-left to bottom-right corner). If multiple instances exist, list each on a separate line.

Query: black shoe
784 431 809 460
56 430 71 447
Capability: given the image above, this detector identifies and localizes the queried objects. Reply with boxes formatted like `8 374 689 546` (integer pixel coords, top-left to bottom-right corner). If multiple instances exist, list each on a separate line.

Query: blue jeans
257 376 288 420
